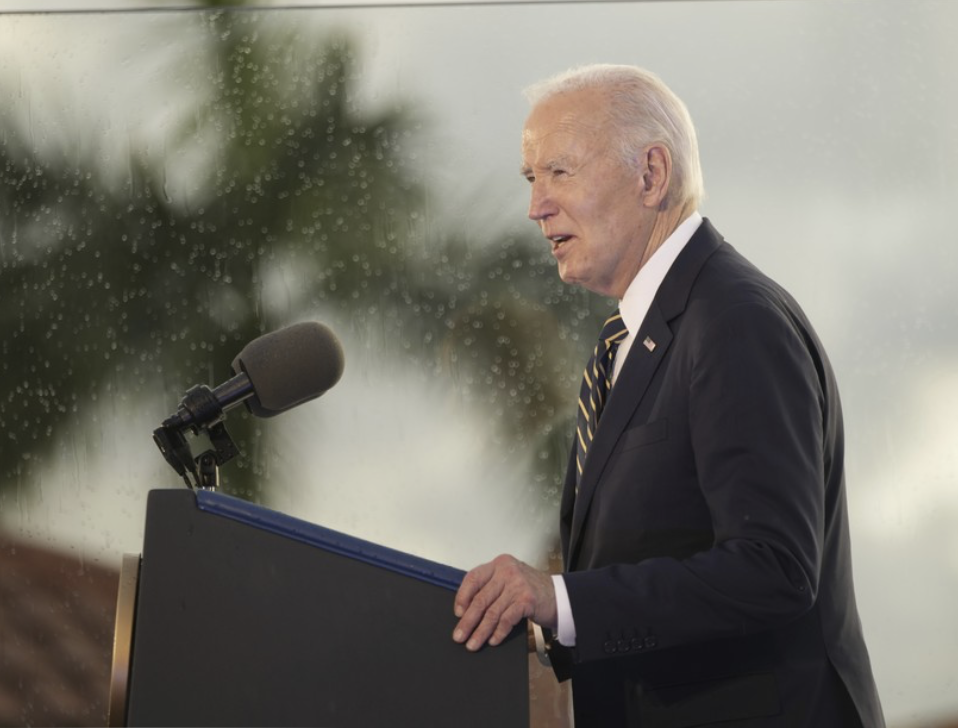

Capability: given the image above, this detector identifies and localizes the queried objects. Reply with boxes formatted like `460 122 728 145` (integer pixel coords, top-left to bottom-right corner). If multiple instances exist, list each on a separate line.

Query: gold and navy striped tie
576 310 629 490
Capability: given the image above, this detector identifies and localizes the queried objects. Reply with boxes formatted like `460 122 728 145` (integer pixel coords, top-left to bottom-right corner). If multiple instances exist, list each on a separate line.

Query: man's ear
641 144 672 208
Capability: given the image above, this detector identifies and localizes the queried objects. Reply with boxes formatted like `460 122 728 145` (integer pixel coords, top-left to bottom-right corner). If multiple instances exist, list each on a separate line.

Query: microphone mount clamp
153 383 241 490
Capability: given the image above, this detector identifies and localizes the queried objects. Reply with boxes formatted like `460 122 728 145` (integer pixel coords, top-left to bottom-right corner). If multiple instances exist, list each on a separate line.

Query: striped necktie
575 310 629 489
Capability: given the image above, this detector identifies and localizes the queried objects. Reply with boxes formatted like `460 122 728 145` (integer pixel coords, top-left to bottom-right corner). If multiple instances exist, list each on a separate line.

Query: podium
109 489 529 726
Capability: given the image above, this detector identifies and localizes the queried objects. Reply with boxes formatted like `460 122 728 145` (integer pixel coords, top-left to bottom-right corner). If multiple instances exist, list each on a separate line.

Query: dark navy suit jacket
554 220 884 727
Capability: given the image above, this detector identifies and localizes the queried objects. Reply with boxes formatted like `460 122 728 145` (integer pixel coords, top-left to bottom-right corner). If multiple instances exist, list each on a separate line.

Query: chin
556 263 581 286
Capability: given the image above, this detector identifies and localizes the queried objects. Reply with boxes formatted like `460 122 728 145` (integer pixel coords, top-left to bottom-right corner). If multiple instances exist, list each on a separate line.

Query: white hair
524 64 704 209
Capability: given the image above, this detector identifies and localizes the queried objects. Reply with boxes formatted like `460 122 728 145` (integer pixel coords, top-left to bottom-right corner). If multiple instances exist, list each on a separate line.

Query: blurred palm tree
0 3 606 503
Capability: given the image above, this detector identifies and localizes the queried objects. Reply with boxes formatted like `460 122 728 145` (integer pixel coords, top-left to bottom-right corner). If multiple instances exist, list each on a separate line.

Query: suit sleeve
562 298 827 664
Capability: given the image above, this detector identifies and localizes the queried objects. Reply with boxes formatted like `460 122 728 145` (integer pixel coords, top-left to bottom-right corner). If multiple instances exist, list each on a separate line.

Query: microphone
162 321 345 432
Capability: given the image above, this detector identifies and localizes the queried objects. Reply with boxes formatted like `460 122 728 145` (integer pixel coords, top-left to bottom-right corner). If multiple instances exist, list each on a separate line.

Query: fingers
453 559 504 651
453 560 494 619
486 597 533 647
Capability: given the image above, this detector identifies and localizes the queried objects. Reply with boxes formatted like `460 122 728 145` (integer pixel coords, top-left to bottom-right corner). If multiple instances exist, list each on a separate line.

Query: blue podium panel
125 490 528 727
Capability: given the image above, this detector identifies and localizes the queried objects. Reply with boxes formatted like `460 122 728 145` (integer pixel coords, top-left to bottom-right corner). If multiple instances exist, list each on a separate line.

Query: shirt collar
619 211 703 334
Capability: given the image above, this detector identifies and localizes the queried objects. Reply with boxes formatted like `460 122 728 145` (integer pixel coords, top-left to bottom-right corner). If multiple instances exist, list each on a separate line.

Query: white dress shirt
550 212 703 646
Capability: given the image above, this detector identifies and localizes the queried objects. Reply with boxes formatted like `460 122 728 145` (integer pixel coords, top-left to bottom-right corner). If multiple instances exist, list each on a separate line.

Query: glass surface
1 1 956 725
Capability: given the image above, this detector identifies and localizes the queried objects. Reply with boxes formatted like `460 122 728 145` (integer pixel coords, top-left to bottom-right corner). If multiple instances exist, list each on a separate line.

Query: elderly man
453 65 884 727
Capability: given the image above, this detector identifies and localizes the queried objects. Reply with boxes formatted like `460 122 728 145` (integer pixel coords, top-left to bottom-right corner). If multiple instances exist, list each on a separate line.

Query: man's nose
527 182 556 221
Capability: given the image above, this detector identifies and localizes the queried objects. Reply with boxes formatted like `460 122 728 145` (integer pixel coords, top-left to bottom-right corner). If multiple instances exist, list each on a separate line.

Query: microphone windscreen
231 322 345 418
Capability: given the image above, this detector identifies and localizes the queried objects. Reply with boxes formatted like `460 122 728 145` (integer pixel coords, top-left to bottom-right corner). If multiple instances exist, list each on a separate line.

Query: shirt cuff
551 574 576 646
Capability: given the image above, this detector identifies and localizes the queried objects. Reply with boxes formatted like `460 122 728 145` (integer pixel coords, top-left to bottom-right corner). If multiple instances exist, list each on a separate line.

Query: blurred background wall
0 1 956 725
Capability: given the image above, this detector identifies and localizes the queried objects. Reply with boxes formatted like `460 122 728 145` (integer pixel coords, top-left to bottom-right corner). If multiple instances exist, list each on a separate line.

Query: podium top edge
181 489 465 592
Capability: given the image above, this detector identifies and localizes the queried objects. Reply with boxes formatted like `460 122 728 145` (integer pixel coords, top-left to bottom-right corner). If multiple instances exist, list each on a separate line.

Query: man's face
521 88 655 299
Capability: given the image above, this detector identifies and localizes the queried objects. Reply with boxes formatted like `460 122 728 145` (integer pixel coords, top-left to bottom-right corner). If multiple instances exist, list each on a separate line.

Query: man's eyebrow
519 156 575 177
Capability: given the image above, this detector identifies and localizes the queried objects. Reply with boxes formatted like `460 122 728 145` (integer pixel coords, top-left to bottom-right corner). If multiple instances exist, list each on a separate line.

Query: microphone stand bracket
153 386 242 491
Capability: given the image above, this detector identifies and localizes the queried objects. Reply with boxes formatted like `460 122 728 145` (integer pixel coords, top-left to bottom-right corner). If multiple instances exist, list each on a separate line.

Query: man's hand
452 554 557 651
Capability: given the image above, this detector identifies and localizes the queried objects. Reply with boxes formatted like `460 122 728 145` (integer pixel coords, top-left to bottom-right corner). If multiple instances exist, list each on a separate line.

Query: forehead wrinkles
522 99 613 168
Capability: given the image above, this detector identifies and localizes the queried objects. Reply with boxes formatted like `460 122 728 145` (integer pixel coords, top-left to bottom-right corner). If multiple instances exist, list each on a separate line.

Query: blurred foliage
0 4 608 502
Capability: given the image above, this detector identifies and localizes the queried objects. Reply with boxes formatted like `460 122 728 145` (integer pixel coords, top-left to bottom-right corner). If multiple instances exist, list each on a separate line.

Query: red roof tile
0 535 118 727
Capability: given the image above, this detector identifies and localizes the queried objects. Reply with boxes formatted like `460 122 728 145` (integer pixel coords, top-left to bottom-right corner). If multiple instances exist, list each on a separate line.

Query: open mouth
548 235 574 262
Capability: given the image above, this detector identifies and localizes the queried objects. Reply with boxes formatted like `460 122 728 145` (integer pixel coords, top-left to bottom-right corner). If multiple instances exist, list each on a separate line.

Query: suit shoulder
694 243 804 317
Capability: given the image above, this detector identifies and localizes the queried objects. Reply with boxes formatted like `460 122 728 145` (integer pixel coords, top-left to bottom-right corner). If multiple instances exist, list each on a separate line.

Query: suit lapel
567 308 672 567
565 219 725 568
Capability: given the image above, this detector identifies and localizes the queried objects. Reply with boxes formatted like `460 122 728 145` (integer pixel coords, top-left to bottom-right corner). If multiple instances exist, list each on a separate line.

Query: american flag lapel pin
643 336 656 352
